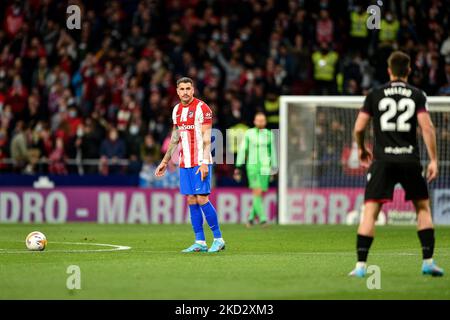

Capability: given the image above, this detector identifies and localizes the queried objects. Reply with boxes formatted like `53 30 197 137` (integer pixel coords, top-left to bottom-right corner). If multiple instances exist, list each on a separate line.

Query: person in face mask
211 29 221 42
126 119 143 161
380 11 400 44
125 120 144 174
95 75 106 87
67 107 82 138
312 42 339 94
129 123 140 136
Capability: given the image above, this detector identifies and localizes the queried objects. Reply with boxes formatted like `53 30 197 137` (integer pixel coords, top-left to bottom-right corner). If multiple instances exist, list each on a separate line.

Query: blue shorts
180 165 212 195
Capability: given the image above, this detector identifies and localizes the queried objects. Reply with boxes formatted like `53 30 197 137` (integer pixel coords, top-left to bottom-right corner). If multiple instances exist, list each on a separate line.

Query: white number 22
378 97 415 132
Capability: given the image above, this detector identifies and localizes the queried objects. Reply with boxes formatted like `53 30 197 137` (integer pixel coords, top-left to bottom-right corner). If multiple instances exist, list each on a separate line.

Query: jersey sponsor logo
179 124 195 130
205 112 212 119
384 145 414 155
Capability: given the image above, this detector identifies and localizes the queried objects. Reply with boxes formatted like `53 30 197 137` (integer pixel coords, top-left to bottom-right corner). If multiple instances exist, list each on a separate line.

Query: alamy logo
366 265 381 290
367 1 383 30
66 265 81 290
66 5 81 30
437 192 450 216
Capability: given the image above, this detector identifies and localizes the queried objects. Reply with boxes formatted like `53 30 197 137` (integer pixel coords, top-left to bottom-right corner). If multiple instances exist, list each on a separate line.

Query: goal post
279 96 450 225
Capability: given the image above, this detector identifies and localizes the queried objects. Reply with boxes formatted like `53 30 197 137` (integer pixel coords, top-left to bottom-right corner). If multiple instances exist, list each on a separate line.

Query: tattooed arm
155 126 180 177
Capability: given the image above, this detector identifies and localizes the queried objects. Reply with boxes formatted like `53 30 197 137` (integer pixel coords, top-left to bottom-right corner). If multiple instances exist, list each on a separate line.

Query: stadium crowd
0 0 449 185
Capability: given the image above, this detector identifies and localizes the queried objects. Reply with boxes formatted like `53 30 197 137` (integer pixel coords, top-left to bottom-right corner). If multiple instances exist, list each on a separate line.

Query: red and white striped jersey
172 98 213 168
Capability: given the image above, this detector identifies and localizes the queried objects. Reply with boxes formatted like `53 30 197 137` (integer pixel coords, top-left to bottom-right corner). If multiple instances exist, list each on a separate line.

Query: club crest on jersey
188 111 194 118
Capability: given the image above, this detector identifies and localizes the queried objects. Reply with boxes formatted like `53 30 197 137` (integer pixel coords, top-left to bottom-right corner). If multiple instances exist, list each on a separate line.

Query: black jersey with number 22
361 80 428 163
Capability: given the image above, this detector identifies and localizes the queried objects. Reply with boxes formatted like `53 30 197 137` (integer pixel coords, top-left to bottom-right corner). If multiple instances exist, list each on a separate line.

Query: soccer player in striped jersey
155 77 225 253
349 51 443 277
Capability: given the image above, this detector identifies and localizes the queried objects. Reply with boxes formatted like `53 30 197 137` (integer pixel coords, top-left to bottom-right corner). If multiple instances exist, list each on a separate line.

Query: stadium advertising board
286 188 415 224
0 188 277 224
0 188 422 224
0 187 428 224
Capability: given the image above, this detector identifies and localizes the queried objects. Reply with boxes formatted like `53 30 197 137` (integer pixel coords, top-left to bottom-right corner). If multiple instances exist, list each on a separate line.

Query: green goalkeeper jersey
236 127 277 175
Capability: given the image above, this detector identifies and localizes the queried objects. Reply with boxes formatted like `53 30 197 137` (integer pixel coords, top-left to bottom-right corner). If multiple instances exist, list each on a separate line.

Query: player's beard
182 95 193 104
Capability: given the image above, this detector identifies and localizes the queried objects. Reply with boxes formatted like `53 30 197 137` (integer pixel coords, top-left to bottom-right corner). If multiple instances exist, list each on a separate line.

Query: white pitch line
136 250 450 257
0 241 131 254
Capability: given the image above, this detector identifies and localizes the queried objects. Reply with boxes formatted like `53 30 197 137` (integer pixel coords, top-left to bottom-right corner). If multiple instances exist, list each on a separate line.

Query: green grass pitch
0 224 449 299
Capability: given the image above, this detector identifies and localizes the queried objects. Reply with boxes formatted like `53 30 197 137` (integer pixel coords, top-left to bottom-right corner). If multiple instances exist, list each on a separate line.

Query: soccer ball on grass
25 231 47 251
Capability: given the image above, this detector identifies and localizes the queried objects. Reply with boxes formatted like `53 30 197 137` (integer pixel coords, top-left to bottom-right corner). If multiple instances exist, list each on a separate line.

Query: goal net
279 96 450 225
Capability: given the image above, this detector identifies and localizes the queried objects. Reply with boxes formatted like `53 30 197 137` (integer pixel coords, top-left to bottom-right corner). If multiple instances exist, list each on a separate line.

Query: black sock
418 228 435 260
357 234 374 262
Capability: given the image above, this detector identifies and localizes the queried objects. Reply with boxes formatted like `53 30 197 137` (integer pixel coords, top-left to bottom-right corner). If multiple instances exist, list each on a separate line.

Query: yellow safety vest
312 51 339 82
264 100 280 125
350 12 368 38
227 123 250 154
337 72 344 93
379 19 399 42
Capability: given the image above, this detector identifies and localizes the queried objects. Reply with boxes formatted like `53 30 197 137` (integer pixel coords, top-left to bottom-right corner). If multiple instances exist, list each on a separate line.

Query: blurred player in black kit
349 51 444 277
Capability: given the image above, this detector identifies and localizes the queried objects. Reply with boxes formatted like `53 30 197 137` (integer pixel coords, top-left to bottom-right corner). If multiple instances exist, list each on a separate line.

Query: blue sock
189 204 205 241
200 201 222 238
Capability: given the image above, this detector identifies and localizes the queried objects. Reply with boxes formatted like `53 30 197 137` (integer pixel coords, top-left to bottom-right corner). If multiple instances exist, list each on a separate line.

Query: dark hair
176 77 194 87
388 51 411 78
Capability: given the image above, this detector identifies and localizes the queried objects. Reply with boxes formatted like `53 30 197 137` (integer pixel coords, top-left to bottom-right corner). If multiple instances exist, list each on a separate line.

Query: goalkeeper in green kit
235 112 278 227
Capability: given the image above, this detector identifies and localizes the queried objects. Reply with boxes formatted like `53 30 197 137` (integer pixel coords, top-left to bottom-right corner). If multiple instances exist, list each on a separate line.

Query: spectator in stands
0 125 7 150
159 160 180 188
0 146 7 172
216 50 242 90
26 124 44 174
0 103 13 135
263 90 280 129
4 0 25 40
276 44 295 81
37 125 53 172
291 34 311 85
23 93 44 127
76 119 101 174
6 75 28 116
0 0 449 182
10 121 29 173
441 34 450 63
312 42 339 95
349 5 368 55
379 11 400 45
48 137 67 175
139 160 159 188
139 157 179 188
141 133 161 165
126 116 144 174
99 127 126 175
438 63 450 96
316 9 334 45
222 95 245 129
